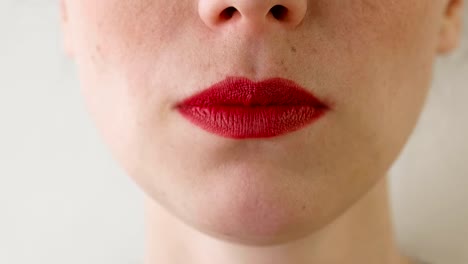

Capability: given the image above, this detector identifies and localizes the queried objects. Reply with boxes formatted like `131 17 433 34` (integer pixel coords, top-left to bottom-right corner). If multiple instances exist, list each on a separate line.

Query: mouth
174 77 330 139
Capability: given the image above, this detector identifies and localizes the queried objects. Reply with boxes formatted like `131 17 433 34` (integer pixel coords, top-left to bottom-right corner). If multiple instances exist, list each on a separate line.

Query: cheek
305 1 442 173
70 0 194 67
70 0 192 129
336 1 440 109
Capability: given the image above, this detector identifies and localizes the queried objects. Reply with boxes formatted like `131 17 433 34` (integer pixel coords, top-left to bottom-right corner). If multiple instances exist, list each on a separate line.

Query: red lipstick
174 77 330 139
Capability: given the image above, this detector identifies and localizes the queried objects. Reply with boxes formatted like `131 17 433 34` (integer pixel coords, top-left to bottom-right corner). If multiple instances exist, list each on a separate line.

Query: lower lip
177 104 327 139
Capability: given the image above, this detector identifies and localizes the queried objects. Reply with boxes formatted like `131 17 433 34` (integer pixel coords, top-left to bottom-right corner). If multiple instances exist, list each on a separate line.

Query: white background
0 2 467 264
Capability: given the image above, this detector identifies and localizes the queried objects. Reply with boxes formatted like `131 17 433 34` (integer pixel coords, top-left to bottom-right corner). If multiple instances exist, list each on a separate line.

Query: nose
198 0 308 32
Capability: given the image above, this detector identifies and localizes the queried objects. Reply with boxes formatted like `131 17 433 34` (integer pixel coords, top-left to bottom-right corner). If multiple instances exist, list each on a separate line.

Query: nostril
220 6 238 21
270 5 289 20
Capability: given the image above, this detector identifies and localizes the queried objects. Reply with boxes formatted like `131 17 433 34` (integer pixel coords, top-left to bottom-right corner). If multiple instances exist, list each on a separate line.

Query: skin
61 0 464 263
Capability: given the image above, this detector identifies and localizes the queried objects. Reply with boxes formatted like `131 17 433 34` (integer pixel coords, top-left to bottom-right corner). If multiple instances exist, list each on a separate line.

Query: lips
174 77 330 139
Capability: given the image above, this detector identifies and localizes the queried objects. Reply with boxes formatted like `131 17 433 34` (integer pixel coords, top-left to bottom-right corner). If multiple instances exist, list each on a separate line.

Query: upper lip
174 76 330 109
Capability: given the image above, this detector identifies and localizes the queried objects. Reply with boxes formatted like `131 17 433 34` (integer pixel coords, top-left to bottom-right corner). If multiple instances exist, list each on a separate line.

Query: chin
164 168 340 247
175 193 332 247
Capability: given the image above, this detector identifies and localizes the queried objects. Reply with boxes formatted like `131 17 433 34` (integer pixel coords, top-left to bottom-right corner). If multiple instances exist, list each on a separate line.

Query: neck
144 176 412 264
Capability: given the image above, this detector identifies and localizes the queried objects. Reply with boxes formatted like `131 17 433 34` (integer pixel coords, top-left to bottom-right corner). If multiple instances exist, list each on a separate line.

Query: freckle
280 59 285 65
291 46 297 53
302 205 306 210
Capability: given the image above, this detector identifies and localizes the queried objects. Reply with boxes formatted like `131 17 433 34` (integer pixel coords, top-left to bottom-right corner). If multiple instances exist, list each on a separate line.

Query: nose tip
198 0 307 32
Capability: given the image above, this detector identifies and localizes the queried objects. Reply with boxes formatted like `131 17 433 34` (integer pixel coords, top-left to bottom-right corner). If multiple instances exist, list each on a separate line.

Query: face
62 0 463 245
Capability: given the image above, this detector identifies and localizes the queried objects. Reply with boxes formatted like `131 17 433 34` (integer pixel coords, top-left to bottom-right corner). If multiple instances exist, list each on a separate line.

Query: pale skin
61 0 464 263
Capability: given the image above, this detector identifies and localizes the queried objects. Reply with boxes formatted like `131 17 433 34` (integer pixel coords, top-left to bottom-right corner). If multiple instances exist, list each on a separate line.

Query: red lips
174 77 330 139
